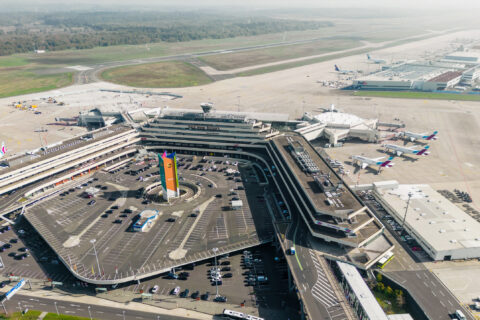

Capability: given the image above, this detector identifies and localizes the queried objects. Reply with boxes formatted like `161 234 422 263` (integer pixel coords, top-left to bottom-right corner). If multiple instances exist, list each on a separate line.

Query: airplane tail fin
426 131 438 140
380 156 395 167
334 65 340 72
416 146 430 156
0 142 5 155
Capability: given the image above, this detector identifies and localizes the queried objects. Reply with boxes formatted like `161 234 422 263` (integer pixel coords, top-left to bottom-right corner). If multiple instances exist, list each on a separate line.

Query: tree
395 289 405 306
376 273 383 282
376 282 385 292
386 286 394 297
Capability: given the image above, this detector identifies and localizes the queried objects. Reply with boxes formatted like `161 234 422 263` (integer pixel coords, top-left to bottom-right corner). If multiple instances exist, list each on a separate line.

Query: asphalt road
3 294 200 320
283 212 347 320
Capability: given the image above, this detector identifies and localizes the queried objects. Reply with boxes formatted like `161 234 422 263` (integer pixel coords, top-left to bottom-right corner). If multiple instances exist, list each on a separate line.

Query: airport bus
223 309 264 320
376 251 394 269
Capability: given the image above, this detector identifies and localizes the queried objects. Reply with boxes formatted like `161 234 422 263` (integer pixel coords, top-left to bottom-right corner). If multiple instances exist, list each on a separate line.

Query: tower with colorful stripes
158 151 180 200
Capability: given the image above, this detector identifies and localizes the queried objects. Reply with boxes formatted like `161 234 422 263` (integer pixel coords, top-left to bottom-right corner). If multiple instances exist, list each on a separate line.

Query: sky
2 0 480 9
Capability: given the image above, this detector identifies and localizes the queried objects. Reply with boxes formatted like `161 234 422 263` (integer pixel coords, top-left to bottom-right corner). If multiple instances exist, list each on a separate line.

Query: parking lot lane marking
440 300 446 307
448 300 453 306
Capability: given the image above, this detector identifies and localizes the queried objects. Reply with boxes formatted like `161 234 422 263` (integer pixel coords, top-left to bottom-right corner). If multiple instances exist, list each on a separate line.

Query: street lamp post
54 301 59 315
401 192 413 235
17 302 22 315
213 247 219 297
90 239 101 277
88 306 92 320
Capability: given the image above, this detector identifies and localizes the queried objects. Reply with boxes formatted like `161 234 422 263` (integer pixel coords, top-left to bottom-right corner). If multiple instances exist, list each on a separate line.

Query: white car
171 286 180 295
151 285 159 293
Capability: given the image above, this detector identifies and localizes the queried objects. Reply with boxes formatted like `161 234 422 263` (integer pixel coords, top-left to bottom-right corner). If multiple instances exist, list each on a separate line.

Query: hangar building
373 182 480 261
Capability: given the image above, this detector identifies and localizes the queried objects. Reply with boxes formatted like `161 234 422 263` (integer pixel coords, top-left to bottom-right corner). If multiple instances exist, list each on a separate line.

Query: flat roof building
336 261 389 320
133 209 159 232
296 110 378 144
374 183 480 261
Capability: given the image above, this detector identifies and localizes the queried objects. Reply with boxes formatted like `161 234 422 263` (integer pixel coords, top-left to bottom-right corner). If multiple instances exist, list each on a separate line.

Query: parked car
214 296 227 303
191 291 200 299
151 285 159 293
180 289 190 298
171 286 180 295
201 292 210 301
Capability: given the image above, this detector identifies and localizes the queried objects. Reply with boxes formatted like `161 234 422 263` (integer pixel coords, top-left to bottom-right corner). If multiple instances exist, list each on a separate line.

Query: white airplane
334 65 355 74
399 130 438 142
0 142 6 159
366 53 386 64
351 155 395 170
383 144 430 157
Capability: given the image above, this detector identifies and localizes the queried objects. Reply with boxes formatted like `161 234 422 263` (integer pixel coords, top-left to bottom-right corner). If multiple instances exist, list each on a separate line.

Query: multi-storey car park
0 106 394 320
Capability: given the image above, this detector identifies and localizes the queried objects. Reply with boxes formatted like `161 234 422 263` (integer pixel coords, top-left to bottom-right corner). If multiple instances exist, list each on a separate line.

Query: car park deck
23 155 274 284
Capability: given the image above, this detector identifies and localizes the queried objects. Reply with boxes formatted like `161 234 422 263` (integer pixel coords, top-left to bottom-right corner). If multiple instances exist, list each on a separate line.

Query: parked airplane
366 53 386 64
351 155 394 170
334 65 355 74
0 142 6 158
399 131 438 142
383 144 430 157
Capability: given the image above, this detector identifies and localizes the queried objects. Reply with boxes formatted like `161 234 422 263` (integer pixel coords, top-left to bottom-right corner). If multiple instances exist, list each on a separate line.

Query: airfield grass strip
236 31 460 77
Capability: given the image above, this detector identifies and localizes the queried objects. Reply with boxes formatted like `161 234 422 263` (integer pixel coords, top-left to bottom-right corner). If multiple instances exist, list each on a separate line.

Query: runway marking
292 220 303 271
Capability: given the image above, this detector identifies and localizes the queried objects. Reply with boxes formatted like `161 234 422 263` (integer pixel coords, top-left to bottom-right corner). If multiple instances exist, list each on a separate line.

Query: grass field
0 56 29 68
0 311 92 320
353 90 480 101
0 67 73 98
23 29 329 67
101 61 212 88
237 47 371 77
1 311 42 320
199 39 361 71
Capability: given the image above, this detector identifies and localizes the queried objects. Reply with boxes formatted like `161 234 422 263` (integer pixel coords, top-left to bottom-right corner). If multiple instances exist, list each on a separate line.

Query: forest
0 11 332 56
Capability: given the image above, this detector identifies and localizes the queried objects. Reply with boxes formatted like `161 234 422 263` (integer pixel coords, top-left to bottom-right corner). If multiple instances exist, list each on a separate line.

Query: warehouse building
353 59 476 91
374 182 480 261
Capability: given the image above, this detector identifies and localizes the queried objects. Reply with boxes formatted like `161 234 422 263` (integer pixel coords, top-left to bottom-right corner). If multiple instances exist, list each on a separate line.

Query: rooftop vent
439 229 446 233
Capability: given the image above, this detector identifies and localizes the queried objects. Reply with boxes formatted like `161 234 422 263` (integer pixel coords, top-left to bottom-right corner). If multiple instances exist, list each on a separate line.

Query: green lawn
43 313 92 320
101 61 212 88
0 68 73 98
1 310 42 320
353 90 480 101
0 56 29 68
199 39 361 71
0 311 92 320
374 291 408 314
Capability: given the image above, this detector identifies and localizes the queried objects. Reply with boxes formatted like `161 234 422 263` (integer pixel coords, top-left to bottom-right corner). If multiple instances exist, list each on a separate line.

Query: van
455 310 466 320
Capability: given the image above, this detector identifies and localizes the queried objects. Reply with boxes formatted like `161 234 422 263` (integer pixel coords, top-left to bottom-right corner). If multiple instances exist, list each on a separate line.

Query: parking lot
108 244 300 320
359 191 431 265
23 154 275 283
